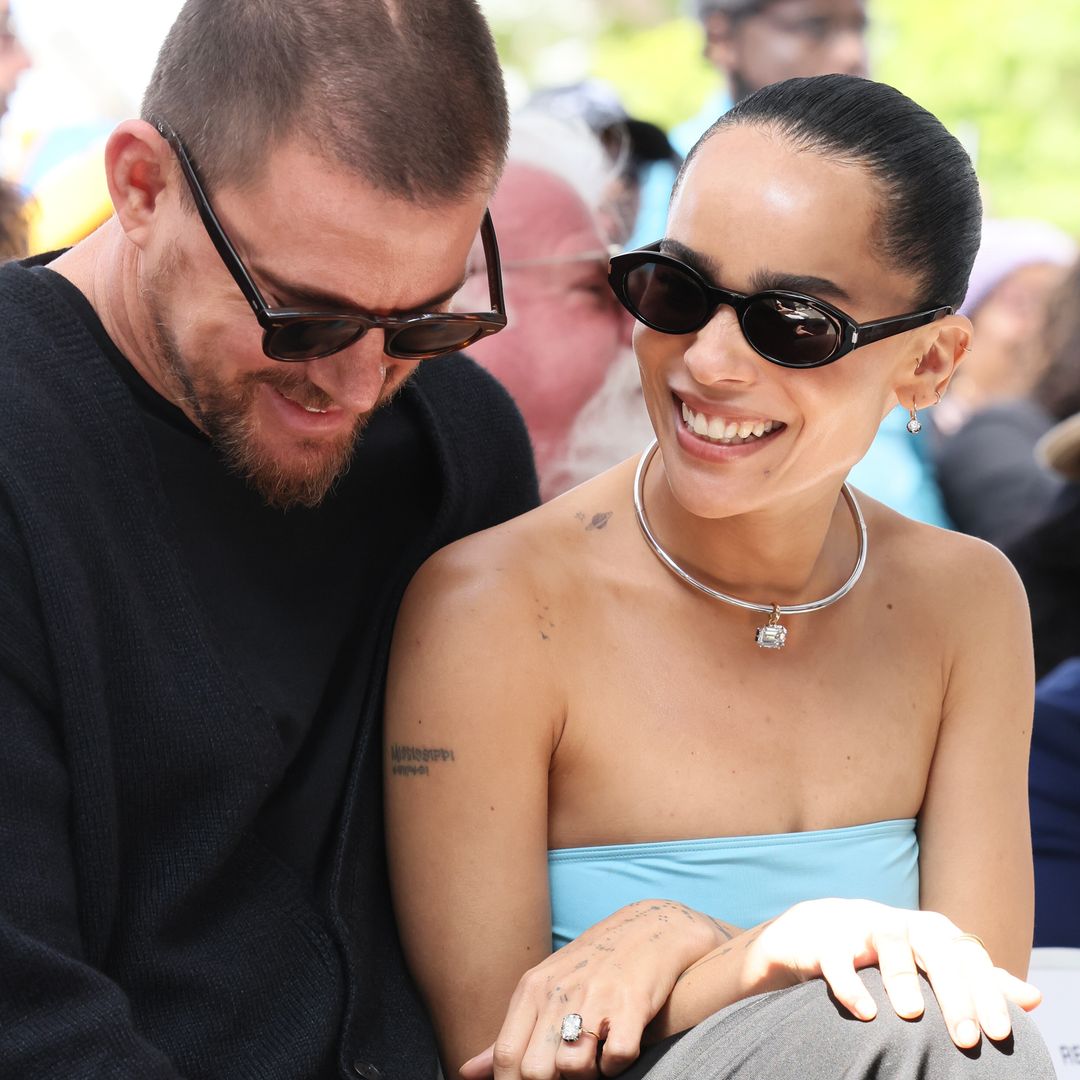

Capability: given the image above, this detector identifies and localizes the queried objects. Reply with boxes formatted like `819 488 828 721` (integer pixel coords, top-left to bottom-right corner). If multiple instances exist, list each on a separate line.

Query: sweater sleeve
0 506 185 1078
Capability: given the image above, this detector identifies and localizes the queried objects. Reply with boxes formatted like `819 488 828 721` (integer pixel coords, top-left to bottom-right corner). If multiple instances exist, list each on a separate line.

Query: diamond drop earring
907 400 922 435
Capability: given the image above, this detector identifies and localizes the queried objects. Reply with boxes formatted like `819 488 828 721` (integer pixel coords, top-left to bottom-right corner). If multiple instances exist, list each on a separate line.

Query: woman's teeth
681 402 779 444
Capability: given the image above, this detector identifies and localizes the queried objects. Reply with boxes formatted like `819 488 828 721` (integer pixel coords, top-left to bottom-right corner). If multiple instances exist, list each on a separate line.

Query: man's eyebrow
250 263 468 315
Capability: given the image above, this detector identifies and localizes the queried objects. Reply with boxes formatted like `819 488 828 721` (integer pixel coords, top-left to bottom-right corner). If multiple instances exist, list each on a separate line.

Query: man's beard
146 270 368 510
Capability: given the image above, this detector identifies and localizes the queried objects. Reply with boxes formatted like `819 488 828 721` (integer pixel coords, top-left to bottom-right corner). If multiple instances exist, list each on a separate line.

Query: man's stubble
144 248 370 511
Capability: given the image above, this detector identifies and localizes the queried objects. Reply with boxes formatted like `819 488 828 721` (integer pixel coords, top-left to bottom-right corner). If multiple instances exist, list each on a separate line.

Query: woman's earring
907 401 922 435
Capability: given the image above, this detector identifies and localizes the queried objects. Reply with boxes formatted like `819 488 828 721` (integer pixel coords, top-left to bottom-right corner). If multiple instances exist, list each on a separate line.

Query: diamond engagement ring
560 1013 599 1043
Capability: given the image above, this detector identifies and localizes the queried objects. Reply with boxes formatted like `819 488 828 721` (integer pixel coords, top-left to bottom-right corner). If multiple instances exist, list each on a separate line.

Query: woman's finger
488 984 541 1080
917 942 981 1048
459 1044 495 1080
819 954 877 1021
995 967 1043 1012
552 1023 601 1080
597 1015 646 1078
873 929 925 1020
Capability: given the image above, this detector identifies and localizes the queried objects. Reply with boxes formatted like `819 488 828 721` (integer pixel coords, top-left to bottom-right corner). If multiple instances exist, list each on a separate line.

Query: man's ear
702 10 738 73
104 119 175 250
894 314 973 412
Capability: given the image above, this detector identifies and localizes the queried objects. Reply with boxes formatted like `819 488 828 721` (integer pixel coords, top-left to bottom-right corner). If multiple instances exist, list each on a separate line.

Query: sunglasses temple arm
855 306 953 347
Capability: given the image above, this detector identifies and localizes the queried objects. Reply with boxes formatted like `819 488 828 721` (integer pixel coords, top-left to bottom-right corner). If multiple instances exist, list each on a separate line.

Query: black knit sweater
0 261 539 1079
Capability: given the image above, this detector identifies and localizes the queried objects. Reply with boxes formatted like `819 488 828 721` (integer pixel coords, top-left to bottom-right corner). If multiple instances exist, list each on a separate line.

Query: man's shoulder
404 351 540 526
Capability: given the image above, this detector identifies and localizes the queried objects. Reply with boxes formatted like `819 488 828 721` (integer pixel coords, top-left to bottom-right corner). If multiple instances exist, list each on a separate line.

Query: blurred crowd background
1 0 1079 947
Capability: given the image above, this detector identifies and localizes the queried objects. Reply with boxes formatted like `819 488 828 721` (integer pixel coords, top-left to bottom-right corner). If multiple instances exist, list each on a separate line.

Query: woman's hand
742 899 1041 1048
459 898 735 1080
463 898 1044 1080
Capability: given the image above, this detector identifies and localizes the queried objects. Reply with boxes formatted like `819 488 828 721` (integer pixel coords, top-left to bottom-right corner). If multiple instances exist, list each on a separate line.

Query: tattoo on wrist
389 744 456 778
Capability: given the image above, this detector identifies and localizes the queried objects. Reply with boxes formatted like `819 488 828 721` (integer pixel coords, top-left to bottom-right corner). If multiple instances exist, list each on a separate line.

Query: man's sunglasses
153 118 507 363
608 244 952 369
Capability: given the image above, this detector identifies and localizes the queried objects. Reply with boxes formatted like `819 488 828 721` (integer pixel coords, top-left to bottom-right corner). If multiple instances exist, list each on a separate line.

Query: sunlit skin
704 0 868 101
53 120 488 506
0 0 31 118
385 123 1040 1076
464 162 631 494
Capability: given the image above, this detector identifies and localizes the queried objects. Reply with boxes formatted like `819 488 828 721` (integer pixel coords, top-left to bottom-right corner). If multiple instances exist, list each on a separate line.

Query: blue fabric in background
848 407 954 528
1030 657 1080 948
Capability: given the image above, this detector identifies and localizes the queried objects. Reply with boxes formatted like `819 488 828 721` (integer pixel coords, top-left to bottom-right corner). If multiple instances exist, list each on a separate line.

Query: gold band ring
953 933 987 951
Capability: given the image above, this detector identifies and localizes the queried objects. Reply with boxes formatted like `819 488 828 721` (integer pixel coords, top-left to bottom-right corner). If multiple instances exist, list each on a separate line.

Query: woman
385 76 1044 1078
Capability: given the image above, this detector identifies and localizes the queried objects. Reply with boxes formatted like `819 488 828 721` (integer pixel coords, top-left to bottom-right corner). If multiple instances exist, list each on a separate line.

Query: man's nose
302 330 393 413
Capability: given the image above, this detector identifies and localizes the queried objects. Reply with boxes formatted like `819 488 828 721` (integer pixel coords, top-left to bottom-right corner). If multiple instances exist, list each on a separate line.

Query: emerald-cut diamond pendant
755 606 787 649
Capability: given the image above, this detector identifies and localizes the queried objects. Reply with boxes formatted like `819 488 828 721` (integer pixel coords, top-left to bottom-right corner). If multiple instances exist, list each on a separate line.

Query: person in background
0 175 26 259
0 0 30 121
527 80 682 247
1012 414 1080 946
632 0 868 248
0 1 30 260
462 113 644 499
933 222 1077 545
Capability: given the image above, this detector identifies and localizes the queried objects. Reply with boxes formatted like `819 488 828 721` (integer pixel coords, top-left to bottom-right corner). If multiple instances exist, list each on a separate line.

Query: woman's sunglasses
153 118 507 363
608 244 952 369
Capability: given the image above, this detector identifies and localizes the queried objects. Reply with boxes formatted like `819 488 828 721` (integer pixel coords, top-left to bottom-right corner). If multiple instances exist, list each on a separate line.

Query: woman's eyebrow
658 238 719 279
658 239 852 304
749 269 852 304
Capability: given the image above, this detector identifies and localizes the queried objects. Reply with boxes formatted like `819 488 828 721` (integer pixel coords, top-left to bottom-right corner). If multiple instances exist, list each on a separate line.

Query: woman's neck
642 453 860 608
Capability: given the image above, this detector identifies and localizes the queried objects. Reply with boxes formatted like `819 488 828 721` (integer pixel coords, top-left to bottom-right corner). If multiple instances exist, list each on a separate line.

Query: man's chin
228 426 365 511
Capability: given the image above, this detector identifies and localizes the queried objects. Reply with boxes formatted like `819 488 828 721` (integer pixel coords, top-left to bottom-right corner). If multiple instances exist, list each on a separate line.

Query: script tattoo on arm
389 743 456 778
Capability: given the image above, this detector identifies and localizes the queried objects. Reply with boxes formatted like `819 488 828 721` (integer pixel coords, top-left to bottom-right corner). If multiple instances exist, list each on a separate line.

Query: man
0 1 536 1077
631 0 868 247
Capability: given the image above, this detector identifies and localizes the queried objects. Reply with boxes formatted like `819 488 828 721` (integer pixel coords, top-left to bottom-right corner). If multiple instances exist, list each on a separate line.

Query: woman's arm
385 536 731 1077
917 540 1036 977
384 540 559 1072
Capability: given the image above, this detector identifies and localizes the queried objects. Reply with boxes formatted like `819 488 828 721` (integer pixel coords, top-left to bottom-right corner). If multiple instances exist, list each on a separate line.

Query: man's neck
48 221 192 418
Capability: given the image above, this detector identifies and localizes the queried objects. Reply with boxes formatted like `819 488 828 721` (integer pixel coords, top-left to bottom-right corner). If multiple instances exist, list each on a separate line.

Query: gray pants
622 969 1055 1079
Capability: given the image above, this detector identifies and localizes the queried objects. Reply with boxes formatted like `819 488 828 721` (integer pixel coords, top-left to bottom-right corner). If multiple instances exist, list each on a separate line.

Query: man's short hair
141 0 508 203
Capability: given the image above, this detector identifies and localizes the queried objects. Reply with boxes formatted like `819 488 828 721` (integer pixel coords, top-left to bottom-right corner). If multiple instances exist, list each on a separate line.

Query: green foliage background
488 0 1080 235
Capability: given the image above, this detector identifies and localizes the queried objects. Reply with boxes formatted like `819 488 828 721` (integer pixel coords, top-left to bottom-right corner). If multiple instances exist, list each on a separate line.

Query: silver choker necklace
633 440 868 649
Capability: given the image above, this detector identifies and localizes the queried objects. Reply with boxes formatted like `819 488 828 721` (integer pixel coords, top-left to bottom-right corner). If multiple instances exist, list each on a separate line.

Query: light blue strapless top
548 818 919 950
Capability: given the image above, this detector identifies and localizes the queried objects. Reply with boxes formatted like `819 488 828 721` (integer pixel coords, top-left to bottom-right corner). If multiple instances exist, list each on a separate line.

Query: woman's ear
104 119 175 250
896 314 973 409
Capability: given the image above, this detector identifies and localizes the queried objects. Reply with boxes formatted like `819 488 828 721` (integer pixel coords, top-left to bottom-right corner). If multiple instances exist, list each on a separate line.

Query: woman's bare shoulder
409 459 638 600
857 492 1027 620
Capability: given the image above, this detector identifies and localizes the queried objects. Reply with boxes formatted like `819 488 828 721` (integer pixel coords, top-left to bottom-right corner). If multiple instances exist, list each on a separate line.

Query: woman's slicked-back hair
674 75 983 311
141 0 508 204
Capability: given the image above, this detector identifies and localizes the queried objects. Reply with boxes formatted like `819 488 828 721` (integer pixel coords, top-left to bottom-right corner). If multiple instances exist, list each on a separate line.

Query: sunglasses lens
267 319 363 361
622 260 710 334
742 296 839 367
387 320 483 359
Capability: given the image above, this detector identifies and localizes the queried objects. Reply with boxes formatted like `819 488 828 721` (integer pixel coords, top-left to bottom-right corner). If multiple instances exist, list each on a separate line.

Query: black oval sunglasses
153 118 507 363
608 243 952 370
